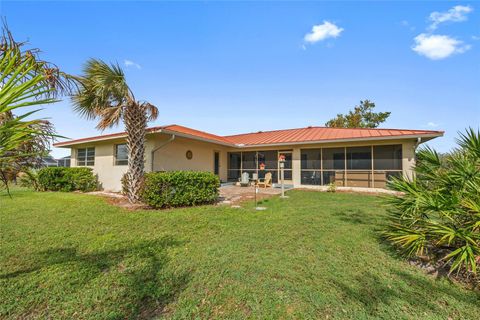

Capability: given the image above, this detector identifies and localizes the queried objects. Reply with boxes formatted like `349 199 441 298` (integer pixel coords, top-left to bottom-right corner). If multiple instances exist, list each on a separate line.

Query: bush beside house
141 171 220 208
37 167 98 192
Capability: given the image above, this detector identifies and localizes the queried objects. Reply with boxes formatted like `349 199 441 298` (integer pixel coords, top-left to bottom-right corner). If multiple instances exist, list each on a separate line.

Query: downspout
151 134 175 172
413 137 422 150
409 137 422 181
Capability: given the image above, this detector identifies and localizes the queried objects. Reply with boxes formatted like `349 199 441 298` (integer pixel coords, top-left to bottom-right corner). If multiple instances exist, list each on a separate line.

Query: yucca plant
385 128 480 277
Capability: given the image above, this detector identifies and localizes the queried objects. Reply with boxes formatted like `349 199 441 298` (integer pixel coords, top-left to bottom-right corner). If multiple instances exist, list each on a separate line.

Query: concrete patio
218 184 286 205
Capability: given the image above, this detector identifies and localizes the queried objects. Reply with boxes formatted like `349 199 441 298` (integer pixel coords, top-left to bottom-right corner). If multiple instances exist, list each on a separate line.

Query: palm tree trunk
124 103 147 203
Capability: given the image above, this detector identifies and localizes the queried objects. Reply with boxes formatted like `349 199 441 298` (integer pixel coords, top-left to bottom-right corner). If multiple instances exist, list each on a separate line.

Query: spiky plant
384 128 480 277
71 59 158 203
0 26 74 193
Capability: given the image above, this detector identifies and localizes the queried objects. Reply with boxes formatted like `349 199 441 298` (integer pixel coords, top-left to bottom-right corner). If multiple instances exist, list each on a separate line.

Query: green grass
1 189 478 319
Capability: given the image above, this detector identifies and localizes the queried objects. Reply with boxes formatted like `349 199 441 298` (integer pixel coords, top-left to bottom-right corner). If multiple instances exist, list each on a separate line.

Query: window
115 144 128 165
242 152 256 169
227 152 241 181
374 145 402 170
301 149 321 170
301 149 321 185
257 150 278 170
77 147 95 166
346 146 372 170
373 145 403 188
322 148 345 170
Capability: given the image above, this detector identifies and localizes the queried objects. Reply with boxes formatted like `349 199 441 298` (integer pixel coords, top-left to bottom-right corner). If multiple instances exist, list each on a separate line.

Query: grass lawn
1 189 479 319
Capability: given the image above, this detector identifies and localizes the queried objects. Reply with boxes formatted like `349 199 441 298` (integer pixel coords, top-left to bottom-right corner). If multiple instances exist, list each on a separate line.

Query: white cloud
304 21 343 44
428 5 473 30
427 122 439 127
124 59 141 69
412 33 470 60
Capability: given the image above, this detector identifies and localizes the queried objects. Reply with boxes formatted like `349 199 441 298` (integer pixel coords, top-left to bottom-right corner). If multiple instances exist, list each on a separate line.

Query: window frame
76 147 95 166
114 143 128 166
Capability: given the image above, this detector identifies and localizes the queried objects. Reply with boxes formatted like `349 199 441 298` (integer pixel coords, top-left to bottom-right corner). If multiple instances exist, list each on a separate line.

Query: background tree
0 26 74 193
71 59 158 203
325 100 391 128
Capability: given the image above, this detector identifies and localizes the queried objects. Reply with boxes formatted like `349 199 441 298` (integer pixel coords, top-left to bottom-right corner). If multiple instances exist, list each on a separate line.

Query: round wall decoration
186 150 193 160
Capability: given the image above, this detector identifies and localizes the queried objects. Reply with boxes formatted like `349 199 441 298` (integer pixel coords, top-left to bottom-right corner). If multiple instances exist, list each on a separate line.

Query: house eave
53 128 235 148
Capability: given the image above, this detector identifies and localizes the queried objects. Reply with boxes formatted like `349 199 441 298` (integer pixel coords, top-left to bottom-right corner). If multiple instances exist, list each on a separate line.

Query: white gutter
151 133 175 171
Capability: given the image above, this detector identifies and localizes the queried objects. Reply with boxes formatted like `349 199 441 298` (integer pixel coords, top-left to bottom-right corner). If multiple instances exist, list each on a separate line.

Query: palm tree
1 26 74 193
71 59 158 203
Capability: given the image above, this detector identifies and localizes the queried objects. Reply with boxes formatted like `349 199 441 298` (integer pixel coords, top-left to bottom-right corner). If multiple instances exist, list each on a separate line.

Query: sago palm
71 59 158 203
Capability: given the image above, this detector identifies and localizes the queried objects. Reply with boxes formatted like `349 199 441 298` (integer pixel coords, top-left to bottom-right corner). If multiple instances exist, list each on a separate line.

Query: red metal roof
224 126 443 146
54 124 443 147
161 125 233 144
53 124 233 147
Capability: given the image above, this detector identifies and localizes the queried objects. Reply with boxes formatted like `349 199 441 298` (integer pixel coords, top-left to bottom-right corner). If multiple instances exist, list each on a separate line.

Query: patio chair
257 172 272 188
240 172 250 187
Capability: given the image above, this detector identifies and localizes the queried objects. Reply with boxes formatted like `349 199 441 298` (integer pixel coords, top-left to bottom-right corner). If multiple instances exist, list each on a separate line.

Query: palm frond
384 128 480 276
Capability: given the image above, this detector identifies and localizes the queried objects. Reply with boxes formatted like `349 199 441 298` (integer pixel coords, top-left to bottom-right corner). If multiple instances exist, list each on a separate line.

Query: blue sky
1 1 479 157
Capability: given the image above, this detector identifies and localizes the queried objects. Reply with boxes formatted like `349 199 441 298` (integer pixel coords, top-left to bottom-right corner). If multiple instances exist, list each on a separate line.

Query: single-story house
54 125 443 192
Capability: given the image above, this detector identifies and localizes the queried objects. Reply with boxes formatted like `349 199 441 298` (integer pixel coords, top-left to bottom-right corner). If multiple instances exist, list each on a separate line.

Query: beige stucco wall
69 138 129 191
69 133 229 192
151 134 228 182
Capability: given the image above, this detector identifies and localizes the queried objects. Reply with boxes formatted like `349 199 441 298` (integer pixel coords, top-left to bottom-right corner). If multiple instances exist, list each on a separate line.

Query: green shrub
141 171 220 208
37 167 98 192
384 128 480 276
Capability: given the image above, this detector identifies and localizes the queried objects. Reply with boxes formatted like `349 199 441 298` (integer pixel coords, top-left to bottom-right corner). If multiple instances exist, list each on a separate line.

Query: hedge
141 171 220 208
37 167 98 192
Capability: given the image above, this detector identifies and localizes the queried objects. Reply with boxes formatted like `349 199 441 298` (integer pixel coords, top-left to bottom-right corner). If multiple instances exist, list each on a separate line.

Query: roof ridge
224 126 316 137
223 125 443 137
164 124 232 142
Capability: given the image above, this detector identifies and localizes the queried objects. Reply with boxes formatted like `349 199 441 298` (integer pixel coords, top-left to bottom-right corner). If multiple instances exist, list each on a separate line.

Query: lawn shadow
334 208 380 226
332 268 480 318
1 236 190 319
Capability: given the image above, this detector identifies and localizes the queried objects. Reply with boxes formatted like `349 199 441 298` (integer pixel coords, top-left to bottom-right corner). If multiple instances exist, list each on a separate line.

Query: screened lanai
227 144 403 188
300 144 402 188
227 150 292 183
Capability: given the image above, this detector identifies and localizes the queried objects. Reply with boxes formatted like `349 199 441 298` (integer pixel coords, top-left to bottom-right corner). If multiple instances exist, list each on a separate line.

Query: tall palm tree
72 59 158 203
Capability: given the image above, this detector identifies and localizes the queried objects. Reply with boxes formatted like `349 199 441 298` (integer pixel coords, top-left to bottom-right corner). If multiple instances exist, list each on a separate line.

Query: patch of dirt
104 196 150 210
86 191 150 210
217 192 278 206
408 257 479 290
